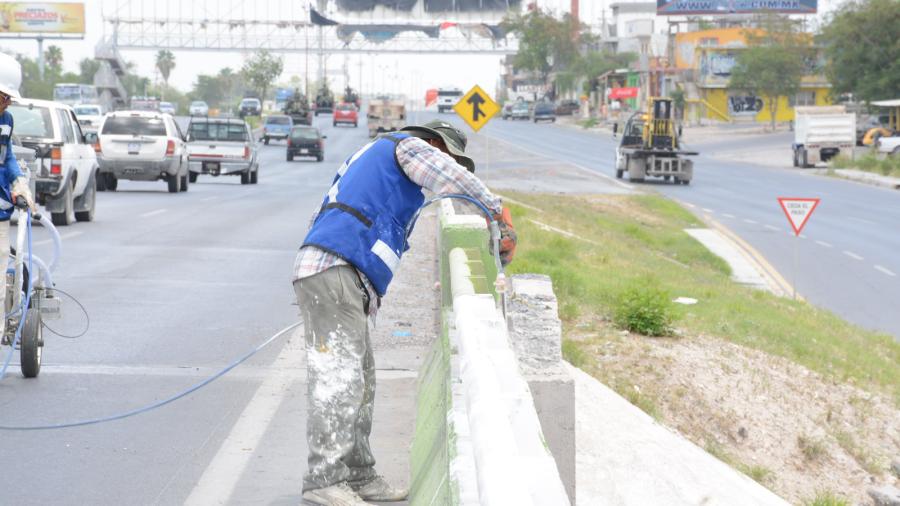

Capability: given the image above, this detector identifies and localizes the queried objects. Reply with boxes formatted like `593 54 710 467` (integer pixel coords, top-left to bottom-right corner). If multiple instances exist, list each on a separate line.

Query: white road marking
743 218 758 224
722 213 735 219
34 230 83 246
201 196 219 202
763 224 779 231
874 265 896 277
843 251 864 261
702 208 714 213
799 234 807 239
815 240 833 248
683 202 696 209
140 209 168 218
184 327 305 506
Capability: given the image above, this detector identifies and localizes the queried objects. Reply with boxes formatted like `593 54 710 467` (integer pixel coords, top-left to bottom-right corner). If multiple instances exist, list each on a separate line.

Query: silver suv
96 111 189 193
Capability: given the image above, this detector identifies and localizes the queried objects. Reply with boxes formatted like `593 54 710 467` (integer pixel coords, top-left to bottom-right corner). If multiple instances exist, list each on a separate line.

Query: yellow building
674 27 832 123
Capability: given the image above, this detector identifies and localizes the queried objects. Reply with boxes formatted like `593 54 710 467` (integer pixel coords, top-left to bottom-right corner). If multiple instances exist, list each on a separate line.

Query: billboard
657 0 816 15
0 2 85 34
336 0 521 12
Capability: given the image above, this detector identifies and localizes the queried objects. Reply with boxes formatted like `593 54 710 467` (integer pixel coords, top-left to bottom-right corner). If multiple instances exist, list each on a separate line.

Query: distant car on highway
159 101 177 115
8 98 100 225
73 104 104 131
510 101 530 120
239 98 262 118
532 101 557 123
333 102 358 127
189 101 209 116
97 110 190 193
262 115 293 145
185 117 259 185
286 126 326 162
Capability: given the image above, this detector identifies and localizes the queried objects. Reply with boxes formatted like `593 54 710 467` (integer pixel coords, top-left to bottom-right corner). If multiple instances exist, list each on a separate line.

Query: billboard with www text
657 0 816 15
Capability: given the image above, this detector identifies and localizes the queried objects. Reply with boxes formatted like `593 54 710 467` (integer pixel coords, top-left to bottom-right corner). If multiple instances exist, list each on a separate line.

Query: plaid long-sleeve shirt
292 136 502 316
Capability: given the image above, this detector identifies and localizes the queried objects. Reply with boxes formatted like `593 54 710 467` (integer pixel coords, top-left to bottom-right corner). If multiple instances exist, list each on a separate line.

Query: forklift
613 97 697 184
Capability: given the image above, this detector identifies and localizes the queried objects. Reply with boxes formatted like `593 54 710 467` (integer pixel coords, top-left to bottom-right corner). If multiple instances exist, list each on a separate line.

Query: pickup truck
261 115 292 144
7 98 99 225
876 136 900 156
186 117 259 185
792 106 856 168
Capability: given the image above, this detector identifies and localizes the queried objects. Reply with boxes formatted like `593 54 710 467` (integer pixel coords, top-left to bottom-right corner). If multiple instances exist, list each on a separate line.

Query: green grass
831 152 900 177
803 491 850 506
504 193 900 403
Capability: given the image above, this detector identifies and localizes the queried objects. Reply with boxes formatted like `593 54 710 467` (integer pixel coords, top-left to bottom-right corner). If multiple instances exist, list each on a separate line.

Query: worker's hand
11 176 37 214
493 207 517 266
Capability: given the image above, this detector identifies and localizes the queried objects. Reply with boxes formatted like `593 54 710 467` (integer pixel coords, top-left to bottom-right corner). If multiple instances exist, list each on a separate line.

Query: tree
819 0 900 104
78 58 101 85
501 9 582 82
575 50 637 94
241 50 283 105
155 50 176 98
729 15 808 129
44 45 63 78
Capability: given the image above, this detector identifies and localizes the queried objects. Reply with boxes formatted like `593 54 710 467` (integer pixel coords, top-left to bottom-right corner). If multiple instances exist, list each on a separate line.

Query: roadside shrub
561 339 587 368
804 491 849 506
830 154 852 169
613 281 675 336
580 117 599 129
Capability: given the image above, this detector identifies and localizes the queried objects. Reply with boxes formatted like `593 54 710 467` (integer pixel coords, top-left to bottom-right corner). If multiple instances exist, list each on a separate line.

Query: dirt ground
570 324 900 504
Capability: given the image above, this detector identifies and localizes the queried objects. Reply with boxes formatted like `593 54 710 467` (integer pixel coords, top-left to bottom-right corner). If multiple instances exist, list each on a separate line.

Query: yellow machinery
613 97 697 184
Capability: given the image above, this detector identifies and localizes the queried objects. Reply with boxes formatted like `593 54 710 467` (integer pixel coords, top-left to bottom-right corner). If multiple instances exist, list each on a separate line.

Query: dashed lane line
743 218 758 224
702 208 714 213
875 265 896 277
763 224 779 231
722 213 735 219
815 240 833 248
843 251 864 261
140 208 168 218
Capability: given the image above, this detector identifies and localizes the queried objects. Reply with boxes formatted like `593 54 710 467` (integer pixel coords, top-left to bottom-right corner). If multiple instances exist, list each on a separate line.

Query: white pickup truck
792 106 856 168
875 135 900 156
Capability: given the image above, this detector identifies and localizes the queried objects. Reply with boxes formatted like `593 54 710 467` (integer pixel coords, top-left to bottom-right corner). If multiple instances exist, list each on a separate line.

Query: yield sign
453 85 500 132
777 197 820 236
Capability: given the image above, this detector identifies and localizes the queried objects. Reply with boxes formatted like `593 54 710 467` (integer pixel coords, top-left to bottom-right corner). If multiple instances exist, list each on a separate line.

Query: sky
0 0 847 100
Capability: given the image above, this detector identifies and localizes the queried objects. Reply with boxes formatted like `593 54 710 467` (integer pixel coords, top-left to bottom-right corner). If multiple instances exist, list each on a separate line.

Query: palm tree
155 50 176 98
45 45 63 77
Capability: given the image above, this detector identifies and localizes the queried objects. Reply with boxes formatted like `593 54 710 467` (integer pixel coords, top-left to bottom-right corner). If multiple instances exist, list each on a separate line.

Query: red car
333 103 358 127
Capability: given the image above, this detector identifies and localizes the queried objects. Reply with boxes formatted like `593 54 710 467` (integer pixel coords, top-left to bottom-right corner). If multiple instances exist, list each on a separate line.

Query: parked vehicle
876 135 900 156
532 102 557 123
556 99 580 116
437 87 463 113
792 106 856 168
509 101 530 120
261 115 293 144
189 101 209 116
73 104 104 131
239 98 262 118
367 99 406 138
501 102 514 120
130 96 160 112
159 101 177 115
185 117 259 184
286 126 326 162
96 111 189 193
333 102 358 127
7 98 100 225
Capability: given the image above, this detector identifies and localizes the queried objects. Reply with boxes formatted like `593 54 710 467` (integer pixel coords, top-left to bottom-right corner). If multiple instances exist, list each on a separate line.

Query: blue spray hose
0 194 496 430
0 209 34 382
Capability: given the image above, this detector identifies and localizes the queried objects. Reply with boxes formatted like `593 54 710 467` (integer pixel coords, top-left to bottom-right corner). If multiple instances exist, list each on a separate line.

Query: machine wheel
96 173 107 191
800 148 809 168
167 173 181 193
20 308 42 378
333 122 337 127
664 175 672 182
615 169 624 179
106 174 118 191
51 179 76 226
264 137 270 145
189 172 198 183
353 122 358 128
792 149 798 167
180 172 189 192
287 153 294 162
250 169 259 184
240 171 250 185
316 154 324 162
682 179 691 185
75 175 97 222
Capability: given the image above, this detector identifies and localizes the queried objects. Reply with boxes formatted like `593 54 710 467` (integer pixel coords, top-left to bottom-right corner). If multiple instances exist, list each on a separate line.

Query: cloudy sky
0 0 845 99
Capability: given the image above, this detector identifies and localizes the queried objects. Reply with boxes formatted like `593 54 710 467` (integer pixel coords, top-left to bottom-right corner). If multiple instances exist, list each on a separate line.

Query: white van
437 87 463 114
7 98 100 225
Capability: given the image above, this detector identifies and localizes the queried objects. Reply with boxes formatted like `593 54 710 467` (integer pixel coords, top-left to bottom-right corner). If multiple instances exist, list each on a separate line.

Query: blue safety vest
302 133 425 296
0 111 21 221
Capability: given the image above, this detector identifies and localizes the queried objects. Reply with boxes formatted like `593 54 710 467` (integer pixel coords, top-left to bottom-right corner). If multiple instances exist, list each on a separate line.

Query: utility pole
37 37 45 80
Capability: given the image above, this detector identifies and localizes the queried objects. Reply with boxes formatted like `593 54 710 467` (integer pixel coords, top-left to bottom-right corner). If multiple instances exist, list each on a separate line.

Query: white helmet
0 82 20 99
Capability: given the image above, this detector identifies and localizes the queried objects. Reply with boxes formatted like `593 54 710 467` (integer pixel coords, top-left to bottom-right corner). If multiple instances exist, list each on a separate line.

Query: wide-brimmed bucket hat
400 120 475 172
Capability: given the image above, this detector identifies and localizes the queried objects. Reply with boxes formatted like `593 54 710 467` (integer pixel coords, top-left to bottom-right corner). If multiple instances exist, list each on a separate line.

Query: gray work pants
294 265 376 492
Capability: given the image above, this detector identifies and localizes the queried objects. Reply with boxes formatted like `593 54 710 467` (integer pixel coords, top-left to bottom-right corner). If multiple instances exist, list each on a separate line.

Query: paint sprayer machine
0 197 63 378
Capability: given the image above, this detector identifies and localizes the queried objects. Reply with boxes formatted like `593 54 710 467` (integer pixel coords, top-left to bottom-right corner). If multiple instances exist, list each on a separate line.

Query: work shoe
302 482 374 506
353 475 409 502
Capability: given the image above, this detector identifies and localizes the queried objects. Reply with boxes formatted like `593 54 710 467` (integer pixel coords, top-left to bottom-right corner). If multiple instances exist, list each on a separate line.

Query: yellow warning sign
453 85 500 132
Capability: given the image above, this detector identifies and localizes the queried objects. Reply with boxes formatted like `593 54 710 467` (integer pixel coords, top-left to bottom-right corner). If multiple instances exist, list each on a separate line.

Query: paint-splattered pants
294 265 377 492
